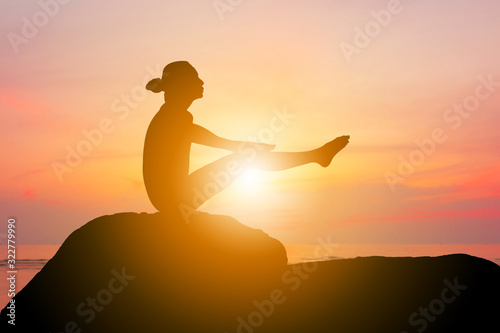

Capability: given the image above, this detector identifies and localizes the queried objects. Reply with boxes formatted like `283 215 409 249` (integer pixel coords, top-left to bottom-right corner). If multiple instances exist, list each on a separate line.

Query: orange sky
1 0 499 244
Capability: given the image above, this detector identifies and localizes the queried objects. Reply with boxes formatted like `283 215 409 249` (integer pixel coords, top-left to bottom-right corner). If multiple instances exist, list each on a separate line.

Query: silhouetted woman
143 61 349 215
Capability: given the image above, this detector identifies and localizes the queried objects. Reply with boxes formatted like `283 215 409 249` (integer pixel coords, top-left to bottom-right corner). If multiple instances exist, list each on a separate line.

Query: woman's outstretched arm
190 124 274 151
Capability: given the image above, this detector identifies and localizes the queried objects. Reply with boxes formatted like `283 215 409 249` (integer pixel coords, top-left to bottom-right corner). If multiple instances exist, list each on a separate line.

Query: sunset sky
1 0 499 245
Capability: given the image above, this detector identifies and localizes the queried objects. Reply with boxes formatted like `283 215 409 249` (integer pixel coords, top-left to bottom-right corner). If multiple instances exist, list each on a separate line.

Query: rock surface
1 212 499 332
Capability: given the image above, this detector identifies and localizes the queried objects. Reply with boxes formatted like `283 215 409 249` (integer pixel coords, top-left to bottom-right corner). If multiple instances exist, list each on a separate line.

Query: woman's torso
143 105 193 209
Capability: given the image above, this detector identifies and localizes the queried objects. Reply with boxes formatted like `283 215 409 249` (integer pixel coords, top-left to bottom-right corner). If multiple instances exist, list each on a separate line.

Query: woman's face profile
166 65 204 100
185 71 204 99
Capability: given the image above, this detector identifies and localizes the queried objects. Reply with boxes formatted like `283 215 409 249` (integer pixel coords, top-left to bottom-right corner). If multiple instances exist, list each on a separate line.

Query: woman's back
143 105 193 211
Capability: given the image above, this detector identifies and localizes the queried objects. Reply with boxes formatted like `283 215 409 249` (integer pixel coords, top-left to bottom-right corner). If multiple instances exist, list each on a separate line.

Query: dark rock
1 212 498 332
261 254 500 333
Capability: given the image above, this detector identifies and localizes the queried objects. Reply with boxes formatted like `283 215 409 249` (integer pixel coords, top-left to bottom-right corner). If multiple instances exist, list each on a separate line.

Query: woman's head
146 61 204 101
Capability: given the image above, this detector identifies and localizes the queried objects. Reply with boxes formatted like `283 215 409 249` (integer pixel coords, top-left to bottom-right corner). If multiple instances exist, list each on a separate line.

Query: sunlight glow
239 170 261 186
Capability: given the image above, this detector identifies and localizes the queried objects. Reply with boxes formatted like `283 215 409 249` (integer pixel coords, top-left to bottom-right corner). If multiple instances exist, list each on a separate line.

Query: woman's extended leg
181 136 349 211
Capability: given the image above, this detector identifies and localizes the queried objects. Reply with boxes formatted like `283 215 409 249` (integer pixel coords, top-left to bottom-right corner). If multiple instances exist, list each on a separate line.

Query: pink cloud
20 188 36 200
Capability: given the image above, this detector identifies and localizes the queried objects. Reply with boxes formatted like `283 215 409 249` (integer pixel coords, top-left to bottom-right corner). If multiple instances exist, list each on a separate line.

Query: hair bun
146 78 164 93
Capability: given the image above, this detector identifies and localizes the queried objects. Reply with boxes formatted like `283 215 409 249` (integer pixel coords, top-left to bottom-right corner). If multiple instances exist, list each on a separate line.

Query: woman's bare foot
316 135 350 167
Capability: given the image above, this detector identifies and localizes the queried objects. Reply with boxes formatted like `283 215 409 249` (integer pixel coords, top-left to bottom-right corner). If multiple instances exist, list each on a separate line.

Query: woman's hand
251 142 276 152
